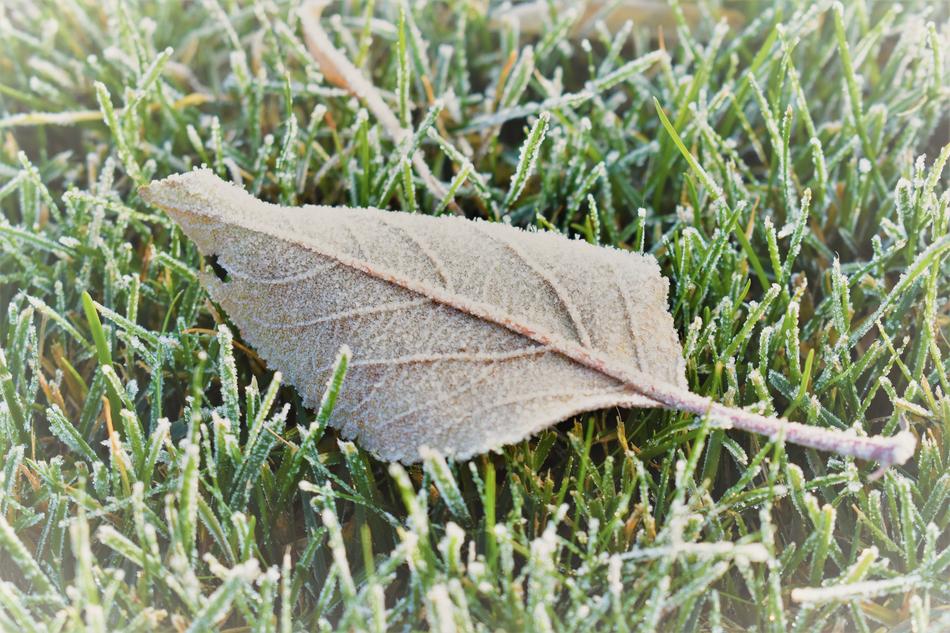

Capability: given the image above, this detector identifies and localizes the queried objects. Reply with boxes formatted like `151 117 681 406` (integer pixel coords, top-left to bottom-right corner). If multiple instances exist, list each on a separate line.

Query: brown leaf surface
141 170 915 468
143 170 684 461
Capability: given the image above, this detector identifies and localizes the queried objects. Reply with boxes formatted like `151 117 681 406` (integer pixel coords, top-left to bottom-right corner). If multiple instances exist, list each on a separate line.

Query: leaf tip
887 430 917 467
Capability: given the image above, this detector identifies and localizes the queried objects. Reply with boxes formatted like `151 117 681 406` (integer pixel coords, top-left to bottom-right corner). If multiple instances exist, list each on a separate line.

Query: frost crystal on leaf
141 169 916 468
141 169 683 461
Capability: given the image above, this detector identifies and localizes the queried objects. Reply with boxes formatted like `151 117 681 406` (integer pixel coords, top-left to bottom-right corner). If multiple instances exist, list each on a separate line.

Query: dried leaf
141 170 915 468
493 1 746 39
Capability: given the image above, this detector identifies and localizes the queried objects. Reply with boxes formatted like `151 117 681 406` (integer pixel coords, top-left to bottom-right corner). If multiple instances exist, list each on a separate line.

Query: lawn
0 0 948 630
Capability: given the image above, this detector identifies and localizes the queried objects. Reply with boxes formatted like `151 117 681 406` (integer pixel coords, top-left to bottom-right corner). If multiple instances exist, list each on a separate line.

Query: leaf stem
590 352 916 471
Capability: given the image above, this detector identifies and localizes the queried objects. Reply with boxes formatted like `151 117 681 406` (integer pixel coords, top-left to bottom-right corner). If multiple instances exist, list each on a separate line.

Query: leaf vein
469 222 594 349
239 298 430 329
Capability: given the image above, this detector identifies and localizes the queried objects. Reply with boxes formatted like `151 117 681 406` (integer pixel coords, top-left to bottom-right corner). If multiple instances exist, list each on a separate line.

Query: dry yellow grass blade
492 1 746 39
298 0 452 209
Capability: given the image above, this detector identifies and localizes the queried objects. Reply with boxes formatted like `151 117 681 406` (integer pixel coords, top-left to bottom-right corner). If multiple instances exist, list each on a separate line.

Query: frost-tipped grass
0 1 948 630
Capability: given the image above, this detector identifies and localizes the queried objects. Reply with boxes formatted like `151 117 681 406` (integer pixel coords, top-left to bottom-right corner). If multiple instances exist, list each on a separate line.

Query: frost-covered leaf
141 170 915 467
